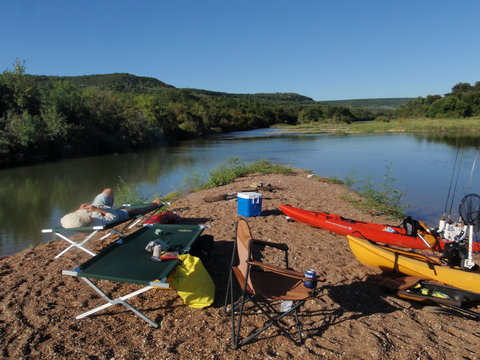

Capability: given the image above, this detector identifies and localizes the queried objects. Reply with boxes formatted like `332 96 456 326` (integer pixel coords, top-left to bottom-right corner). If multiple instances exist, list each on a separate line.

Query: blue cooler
237 192 262 217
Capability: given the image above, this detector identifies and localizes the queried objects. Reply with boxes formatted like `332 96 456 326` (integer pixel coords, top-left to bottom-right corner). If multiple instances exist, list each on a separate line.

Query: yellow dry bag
172 254 215 308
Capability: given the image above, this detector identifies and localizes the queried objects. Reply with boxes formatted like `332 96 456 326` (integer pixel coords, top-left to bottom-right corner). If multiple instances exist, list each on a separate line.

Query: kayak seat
403 216 418 236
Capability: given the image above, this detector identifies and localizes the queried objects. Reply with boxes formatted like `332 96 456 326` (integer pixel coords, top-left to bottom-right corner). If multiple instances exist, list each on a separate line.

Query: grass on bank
307 164 405 219
341 193 405 220
115 177 172 210
341 164 406 219
351 117 480 134
115 177 145 205
184 158 293 191
274 117 480 135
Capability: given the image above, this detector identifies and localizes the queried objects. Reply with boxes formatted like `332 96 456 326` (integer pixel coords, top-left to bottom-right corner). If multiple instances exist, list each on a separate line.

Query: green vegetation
318 98 412 109
182 158 293 193
0 60 381 168
342 164 406 219
114 177 145 205
280 116 480 135
201 158 293 189
115 176 176 207
31 73 174 93
395 82 480 118
350 117 480 133
312 175 344 184
160 191 183 204
274 123 351 134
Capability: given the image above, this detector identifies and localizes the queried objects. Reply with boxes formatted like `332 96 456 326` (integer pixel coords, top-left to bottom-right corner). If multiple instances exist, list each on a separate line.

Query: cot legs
54 231 98 258
76 278 158 328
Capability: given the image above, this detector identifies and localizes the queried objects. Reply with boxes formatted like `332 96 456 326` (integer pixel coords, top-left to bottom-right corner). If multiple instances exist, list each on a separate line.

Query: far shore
272 116 480 135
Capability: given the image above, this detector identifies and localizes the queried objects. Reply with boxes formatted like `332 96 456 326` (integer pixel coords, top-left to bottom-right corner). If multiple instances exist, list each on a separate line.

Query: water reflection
1 129 480 255
414 133 480 149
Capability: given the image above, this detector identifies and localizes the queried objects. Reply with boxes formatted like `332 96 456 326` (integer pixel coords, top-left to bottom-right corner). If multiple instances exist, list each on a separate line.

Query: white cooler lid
237 192 262 199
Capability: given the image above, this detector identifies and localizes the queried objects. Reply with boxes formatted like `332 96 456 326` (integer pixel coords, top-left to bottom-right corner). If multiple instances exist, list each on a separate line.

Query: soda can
304 269 316 289
152 244 162 258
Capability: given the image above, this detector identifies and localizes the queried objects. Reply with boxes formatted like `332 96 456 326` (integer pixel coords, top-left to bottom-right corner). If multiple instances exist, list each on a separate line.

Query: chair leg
224 274 257 349
223 269 233 316
232 293 249 350
234 298 307 349
293 306 303 342
223 269 239 349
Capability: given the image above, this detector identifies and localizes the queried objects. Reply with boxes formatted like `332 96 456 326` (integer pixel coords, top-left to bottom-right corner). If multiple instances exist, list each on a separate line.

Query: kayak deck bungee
279 204 480 252
347 235 480 294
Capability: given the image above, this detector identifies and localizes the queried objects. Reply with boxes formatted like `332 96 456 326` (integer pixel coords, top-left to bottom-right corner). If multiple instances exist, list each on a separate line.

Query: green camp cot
62 223 208 327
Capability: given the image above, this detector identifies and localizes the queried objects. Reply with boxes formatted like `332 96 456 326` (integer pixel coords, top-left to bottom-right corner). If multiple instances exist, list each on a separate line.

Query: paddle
202 189 254 203
203 193 238 203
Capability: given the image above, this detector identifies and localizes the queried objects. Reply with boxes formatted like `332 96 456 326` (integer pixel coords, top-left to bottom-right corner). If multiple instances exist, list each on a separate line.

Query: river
1 129 480 255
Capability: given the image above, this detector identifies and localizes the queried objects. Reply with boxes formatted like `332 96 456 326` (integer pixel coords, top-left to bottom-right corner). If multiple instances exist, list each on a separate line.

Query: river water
1 129 480 255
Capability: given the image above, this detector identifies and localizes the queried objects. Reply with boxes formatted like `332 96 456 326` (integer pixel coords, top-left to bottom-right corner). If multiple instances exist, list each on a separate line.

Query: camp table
63 223 208 327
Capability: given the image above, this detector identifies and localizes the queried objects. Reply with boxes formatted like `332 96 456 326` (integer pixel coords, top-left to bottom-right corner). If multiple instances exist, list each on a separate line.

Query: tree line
394 82 480 119
0 61 381 168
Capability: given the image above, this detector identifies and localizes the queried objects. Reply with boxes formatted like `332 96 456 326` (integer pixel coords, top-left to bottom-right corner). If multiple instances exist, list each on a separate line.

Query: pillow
60 210 92 228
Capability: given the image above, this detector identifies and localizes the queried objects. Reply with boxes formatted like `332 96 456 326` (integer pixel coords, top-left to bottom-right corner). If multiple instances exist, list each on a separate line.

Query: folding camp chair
224 219 325 349
42 202 168 258
62 223 207 327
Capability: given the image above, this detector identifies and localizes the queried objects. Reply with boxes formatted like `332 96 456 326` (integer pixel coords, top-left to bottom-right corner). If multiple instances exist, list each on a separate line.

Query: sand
1 170 479 359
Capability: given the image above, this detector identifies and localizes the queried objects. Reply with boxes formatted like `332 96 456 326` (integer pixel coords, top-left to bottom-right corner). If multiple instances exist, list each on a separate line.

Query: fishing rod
443 147 460 218
448 148 464 217
464 153 478 194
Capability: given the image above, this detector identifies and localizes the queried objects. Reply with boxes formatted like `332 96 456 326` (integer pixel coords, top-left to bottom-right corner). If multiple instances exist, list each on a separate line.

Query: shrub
375 115 390 122
343 164 406 219
180 158 293 192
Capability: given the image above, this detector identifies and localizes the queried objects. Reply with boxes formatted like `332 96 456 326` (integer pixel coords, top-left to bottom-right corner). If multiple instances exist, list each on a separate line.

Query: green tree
298 106 324 124
0 60 40 115
44 81 84 123
425 97 471 118
7 111 45 147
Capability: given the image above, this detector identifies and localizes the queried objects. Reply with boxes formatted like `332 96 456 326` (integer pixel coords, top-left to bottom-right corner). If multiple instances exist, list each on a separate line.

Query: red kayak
279 204 480 252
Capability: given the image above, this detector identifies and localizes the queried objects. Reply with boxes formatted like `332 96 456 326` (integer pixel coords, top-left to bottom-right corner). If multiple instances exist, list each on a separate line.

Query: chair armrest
248 260 303 279
253 239 289 251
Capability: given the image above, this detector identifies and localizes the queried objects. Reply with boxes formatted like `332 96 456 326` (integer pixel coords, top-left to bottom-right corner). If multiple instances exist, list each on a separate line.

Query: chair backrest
235 219 254 290
236 219 253 276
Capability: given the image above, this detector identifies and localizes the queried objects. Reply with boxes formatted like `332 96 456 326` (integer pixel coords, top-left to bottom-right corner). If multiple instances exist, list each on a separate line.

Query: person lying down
60 188 162 228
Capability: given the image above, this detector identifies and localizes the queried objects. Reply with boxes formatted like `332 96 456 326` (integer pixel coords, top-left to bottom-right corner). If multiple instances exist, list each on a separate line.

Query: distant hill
29 73 175 93
317 98 413 109
183 88 314 103
27 73 408 108
28 73 314 103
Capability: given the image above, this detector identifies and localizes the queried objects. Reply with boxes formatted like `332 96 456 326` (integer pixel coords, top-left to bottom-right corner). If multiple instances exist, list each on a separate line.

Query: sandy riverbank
1 170 479 359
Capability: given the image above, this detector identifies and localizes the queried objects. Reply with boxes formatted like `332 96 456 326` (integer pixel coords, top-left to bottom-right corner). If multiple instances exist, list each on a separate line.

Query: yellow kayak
347 235 480 294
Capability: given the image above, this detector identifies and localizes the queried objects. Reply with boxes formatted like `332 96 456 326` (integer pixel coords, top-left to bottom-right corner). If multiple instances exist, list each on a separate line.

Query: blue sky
1 1 479 100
